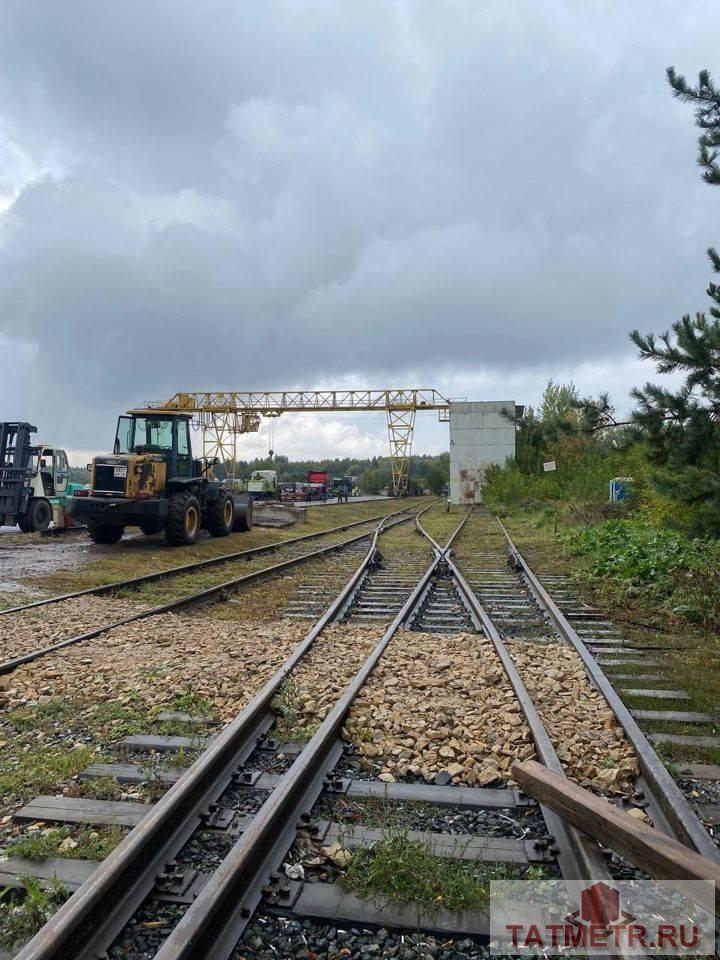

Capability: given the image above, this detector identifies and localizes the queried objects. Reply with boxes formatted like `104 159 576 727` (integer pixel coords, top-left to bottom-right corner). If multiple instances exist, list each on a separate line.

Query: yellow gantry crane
136 390 450 494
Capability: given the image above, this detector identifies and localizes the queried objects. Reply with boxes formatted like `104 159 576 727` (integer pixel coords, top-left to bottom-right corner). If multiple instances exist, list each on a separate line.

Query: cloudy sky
0 1 718 464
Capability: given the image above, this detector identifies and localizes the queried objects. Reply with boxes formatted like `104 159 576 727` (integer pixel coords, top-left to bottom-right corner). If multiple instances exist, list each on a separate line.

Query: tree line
217 452 450 495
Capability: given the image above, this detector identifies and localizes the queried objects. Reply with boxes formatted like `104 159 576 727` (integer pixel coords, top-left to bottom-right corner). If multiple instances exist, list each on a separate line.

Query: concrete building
449 401 518 504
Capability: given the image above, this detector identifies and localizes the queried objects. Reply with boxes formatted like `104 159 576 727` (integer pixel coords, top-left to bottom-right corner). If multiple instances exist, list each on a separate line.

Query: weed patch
5 825 124 861
0 746 95 802
5 700 78 734
165 692 214 718
341 826 522 914
272 681 305 741
64 776 124 802
0 876 67 951
563 520 720 631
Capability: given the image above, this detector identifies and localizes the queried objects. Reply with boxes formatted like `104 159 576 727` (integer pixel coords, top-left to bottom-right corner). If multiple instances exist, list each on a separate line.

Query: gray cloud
0 0 718 452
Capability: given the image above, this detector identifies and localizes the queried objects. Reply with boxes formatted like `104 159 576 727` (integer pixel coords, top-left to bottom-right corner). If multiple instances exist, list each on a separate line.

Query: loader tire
140 520 163 536
165 493 201 546
205 488 234 538
27 498 52 532
87 521 124 544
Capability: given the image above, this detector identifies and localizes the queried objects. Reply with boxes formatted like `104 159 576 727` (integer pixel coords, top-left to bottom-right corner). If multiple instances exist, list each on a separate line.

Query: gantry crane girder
131 389 450 495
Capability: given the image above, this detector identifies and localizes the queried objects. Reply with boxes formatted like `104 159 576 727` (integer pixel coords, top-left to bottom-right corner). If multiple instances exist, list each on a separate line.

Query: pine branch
668 66 720 185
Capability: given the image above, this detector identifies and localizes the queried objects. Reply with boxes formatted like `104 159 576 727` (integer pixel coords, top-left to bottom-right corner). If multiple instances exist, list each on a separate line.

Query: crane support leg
386 407 416 496
202 412 238 480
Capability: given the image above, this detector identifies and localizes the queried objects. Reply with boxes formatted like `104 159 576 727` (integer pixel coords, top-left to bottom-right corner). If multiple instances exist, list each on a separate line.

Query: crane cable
268 416 275 459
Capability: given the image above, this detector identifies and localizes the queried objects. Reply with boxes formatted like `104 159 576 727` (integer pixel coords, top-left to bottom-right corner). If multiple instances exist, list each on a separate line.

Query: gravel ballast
317 795 547 839
273 625 381 738
507 639 639 793
233 915 492 960
0 595 150 660
345 630 533 786
2 615 310 722
282 626 640 794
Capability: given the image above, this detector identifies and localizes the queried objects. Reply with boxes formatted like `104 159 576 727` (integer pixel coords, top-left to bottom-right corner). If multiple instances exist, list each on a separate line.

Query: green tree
359 467 382 495
630 316 720 533
513 380 582 474
425 452 449 494
667 67 720 185
666 66 720 321
627 67 720 534
540 379 580 426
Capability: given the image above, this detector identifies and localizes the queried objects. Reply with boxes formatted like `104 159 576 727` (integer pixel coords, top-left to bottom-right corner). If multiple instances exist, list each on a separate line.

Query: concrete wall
449 401 516 504
253 502 308 526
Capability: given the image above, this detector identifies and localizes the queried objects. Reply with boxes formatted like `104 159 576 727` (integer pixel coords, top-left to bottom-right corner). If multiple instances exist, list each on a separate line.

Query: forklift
0 422 73 532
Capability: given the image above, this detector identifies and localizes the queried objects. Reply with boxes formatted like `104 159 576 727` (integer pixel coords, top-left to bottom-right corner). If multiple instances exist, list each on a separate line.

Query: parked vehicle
0 422 73 532
247 469 277 500
306 470 328 501
332 476 354 499
67 410 252 545
307 469 328 485
406 479 427 497
278 481 301 502
306 482 327 501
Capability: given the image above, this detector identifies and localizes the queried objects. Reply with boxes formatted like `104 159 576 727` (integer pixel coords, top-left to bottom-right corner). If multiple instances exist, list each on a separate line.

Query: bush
341 826 518 914
484 455 637 524
564 520 720 630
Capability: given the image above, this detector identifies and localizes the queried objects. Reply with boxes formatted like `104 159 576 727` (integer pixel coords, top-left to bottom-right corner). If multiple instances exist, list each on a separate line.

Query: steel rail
414 504 473 557
13 506 435 960
150 506 455 960
153 509 625 960
441 547 616 888
496 518 720 862
0 509 416 676
0 504 424 617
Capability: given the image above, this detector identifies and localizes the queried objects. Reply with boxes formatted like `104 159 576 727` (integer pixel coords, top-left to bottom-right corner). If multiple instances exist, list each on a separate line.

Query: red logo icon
566 882 635 931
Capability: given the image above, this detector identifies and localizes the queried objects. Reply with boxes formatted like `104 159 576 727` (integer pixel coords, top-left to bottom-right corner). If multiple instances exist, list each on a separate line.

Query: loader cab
114 414 196 479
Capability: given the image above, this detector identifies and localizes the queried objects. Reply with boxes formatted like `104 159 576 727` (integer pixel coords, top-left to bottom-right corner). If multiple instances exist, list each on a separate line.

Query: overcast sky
1 1 718 464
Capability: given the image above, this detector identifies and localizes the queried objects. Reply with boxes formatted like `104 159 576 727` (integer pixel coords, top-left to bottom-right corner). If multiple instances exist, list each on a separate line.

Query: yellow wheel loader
67 412 252 546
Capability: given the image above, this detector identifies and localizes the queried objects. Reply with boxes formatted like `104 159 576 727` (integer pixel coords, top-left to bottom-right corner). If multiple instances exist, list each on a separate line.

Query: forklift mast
0 422 36 526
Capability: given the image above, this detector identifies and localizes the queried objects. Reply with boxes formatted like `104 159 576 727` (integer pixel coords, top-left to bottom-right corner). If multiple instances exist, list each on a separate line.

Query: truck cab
112 414 199 483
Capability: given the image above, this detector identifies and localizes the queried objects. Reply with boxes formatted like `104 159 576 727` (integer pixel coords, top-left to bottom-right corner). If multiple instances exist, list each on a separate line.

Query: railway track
2 506 717 959
0 507 417 618
0 506 421 674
